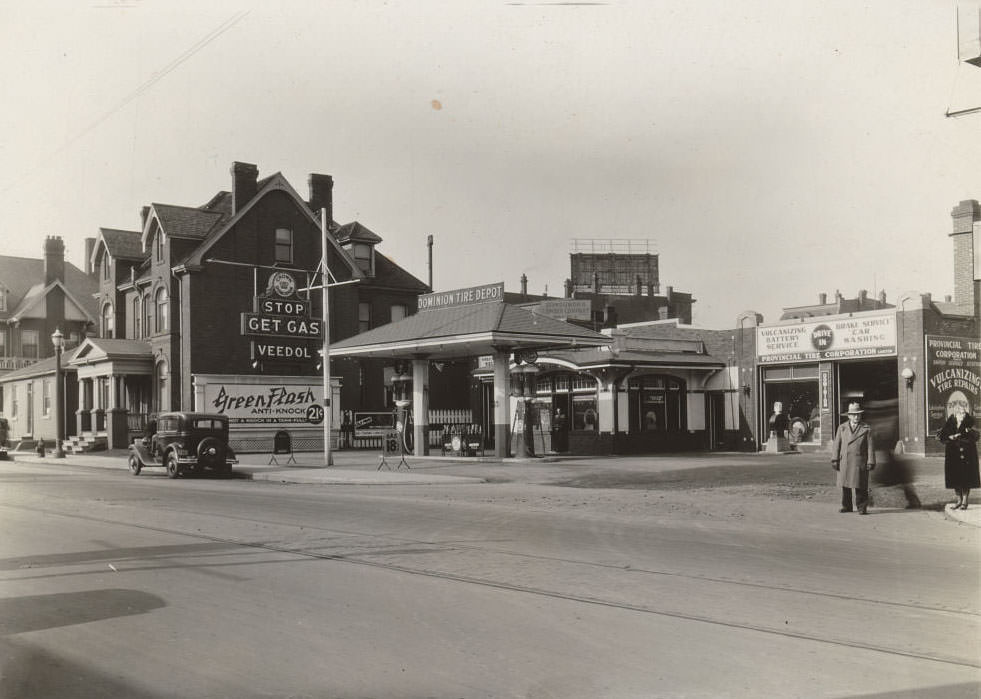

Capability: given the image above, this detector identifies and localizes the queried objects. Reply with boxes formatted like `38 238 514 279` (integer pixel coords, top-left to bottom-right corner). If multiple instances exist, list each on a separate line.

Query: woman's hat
841 402 864 416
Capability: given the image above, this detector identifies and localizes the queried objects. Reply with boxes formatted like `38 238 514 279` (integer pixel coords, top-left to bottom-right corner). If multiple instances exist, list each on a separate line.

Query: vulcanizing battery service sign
756 313 896 364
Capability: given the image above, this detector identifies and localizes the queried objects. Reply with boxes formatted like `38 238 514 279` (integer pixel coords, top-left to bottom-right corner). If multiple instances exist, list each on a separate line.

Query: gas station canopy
329 284 610 361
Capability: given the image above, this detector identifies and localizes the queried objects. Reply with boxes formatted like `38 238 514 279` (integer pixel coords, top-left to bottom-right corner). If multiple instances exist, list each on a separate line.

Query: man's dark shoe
839 508 852 513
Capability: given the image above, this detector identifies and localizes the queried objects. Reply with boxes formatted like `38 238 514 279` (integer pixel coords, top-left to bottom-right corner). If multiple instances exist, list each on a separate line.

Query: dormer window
353 243 373 276
0 286 6 312
275 228 293 264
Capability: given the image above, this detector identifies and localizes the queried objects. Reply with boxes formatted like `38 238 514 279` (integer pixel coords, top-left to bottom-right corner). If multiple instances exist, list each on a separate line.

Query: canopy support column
493 350 510 458
412 358 430 456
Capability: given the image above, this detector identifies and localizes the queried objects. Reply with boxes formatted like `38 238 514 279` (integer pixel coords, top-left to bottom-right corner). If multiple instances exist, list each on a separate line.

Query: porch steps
64 433 108 454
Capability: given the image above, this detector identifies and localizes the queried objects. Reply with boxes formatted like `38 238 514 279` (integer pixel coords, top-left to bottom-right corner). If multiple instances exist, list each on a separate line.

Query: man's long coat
831 420 876 489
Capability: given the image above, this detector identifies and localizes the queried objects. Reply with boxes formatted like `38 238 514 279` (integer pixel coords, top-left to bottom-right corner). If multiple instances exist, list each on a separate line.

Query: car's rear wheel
128 453 142 475
165 452 181 479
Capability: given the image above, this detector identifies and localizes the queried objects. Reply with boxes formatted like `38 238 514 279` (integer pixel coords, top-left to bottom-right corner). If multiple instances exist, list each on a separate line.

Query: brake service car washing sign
756 312 896 364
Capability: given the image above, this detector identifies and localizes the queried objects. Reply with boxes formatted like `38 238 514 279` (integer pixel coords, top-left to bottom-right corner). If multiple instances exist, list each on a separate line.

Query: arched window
142 294 151 337
155 287 168 333
132 296 141 338
154 359 169 413
102 302 114 338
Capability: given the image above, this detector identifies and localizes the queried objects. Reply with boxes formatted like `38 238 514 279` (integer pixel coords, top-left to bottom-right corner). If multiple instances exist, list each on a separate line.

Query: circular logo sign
305 404 324 425
269 272 296 298
811 324 833 351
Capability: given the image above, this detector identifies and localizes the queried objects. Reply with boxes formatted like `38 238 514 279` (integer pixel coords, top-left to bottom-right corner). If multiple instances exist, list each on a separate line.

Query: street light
51 328 66 458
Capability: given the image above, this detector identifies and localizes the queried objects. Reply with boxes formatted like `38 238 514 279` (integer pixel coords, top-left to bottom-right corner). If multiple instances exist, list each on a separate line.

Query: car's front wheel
165 452 181 479
128 453 142 475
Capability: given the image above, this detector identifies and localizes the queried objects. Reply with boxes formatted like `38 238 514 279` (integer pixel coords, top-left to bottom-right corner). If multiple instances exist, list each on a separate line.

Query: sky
2 0 981 329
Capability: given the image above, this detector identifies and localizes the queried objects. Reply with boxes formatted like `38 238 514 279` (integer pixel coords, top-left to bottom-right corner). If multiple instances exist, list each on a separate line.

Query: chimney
84 237 96 275
604 304 618 328
592 272 600 294
945 295 953 303
666 285 674 302
950 199 979 313
44 236 65 285
230 161 259 214
308 173 334 223
520 273 528 297
878 290 887 304
819 292 827 304
858 289 868 303
564 279 573 298
835 289 843 302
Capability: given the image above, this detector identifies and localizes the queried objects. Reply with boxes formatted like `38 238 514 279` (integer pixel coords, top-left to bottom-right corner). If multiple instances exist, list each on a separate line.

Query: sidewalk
2 447 978 527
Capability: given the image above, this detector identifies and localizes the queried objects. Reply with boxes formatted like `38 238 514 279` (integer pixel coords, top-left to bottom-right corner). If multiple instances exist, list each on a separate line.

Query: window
0 328 6 357
21 330 38 359
42 379 51 416
0 289 6 312
353 243 373 275
275 229 293 264
155 287 168 333
102 302 114 338
133 296 141 338
68 332 80 348
10 386 17 418
391 304 409 322
155 230 164 262
103 255 111 280
358 302 371 333
142 294 151 337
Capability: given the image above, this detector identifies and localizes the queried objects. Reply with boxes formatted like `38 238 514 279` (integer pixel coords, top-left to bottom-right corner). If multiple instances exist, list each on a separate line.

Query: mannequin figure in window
768 402 789 439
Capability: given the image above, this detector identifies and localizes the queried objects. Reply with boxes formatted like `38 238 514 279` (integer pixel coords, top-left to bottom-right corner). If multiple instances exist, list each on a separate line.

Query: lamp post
51 329 66 458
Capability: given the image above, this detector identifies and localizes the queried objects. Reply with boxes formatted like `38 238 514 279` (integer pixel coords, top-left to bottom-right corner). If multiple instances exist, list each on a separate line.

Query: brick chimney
84 237 96 275
308 173 334 222
44 236 65 285
819 292 827 304
231 161 259 214
520 273 528 297
564 279 573 298
950 199 979 314
878 290 887 304
858 289 868 304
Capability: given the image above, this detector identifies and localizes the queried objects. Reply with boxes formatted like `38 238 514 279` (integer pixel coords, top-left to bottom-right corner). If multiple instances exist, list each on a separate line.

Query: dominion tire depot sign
926 335 981 435
756 312 897 364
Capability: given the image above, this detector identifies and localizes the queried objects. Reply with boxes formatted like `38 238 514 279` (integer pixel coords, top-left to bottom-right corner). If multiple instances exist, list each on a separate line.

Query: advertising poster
203 381 325 426
756 313 896 364
925 335 981 435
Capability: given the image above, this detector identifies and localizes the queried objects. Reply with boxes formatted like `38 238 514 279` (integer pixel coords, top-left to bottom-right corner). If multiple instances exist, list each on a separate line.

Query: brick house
71 161 427 451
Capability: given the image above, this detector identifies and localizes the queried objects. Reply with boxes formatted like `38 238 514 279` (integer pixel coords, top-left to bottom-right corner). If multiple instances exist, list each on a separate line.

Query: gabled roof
372 251 429 293
69 337 154 364
330 301 610 360
181 172 361 279
99 228 144 260
335 221 383 245
6 280 97 324
148 203 225 244
0 255 98 323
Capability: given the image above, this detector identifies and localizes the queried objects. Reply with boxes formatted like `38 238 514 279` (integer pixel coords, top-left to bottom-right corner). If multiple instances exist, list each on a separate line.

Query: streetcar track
2 500 978 670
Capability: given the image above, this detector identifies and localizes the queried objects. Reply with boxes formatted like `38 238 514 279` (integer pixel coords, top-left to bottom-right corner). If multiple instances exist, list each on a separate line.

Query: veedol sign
756 312 896 364
241 271 321 360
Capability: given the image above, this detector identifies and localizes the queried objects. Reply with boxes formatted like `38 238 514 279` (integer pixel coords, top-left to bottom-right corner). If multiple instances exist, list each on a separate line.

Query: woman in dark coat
937 395 980 510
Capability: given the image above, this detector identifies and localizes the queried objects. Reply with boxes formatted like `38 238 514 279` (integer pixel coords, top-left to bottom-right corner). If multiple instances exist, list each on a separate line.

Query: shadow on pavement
0 589 165 635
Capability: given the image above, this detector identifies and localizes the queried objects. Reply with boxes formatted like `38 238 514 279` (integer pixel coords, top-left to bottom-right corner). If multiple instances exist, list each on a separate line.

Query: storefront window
628 374 686 433
572 394 598 431
762 364 820 443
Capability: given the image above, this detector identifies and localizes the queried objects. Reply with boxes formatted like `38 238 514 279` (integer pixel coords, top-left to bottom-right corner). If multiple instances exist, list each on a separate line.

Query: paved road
0 453 978 697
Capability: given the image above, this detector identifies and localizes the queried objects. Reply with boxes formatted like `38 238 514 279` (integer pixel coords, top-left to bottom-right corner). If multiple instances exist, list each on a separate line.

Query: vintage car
128 411 238 478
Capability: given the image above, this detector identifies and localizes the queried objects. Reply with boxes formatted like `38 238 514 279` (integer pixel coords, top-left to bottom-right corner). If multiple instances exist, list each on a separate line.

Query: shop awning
329 302 610 360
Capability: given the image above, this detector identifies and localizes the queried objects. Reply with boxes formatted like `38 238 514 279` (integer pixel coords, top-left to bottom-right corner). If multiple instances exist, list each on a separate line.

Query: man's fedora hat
841 402 864 416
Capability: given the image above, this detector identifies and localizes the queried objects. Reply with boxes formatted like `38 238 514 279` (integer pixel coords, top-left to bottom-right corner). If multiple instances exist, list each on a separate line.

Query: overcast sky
2 0 981 328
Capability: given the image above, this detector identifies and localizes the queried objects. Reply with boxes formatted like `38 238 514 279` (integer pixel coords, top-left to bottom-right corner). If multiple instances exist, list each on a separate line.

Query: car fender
128 442 157 466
